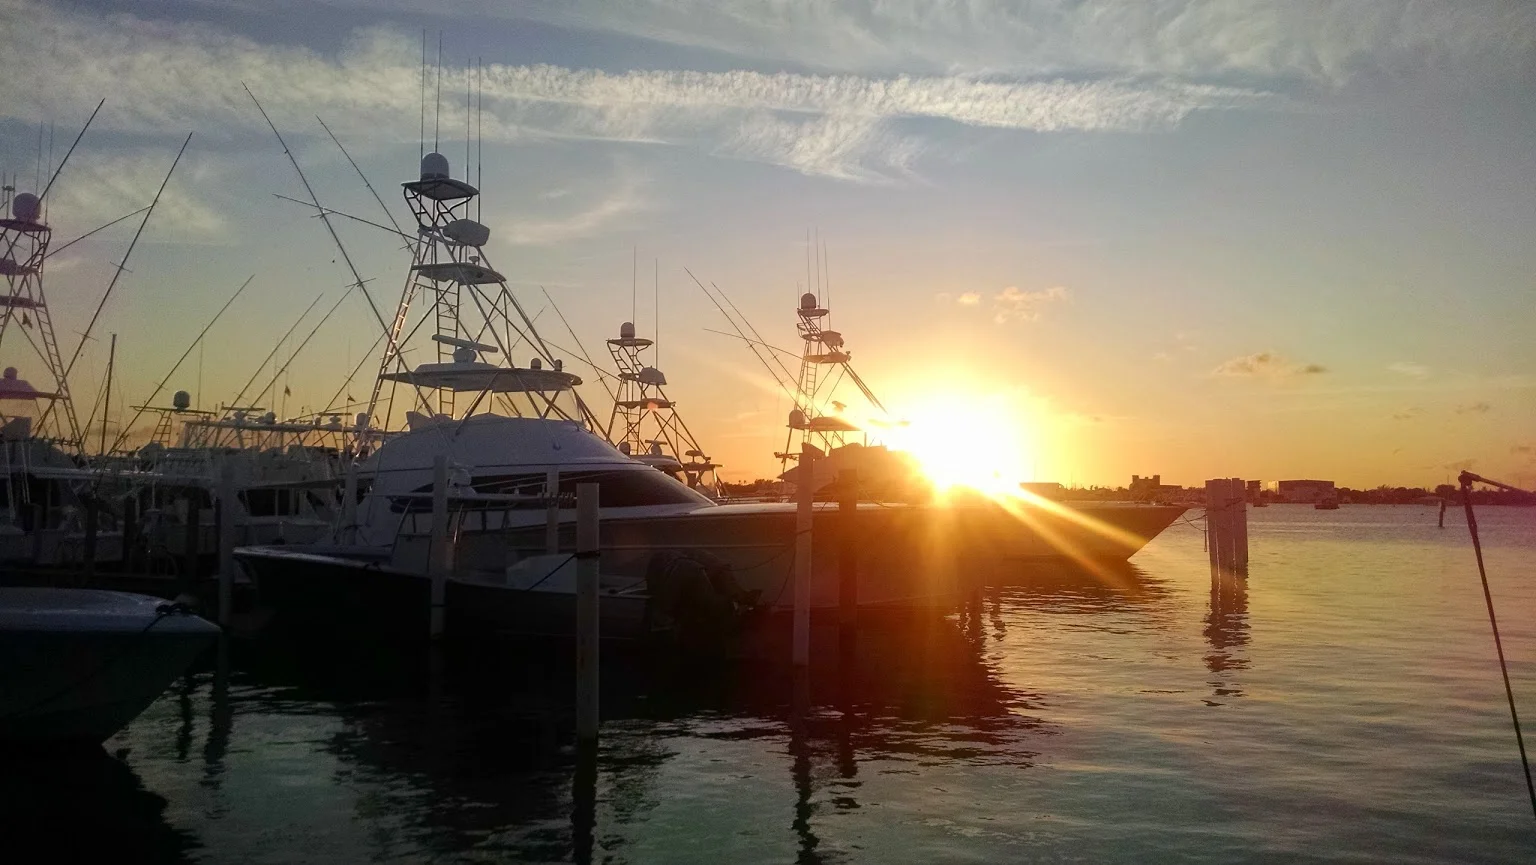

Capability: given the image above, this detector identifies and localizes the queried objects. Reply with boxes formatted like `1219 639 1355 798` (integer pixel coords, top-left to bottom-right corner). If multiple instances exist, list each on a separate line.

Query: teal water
14 505 1536 862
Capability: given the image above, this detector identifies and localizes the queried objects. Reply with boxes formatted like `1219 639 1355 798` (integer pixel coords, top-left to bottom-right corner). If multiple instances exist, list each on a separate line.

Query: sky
1 0 1533 488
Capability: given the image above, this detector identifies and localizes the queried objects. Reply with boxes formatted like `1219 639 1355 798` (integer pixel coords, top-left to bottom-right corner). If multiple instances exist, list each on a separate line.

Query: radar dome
2 368 16 381
529 357 542 370
355 412 370 428
799 292 818 310
11 193 40 223
619 321 636 339
173 390 191 410
452 346 476 364
789 408 807 428
421 152 450 181
618 441 632 455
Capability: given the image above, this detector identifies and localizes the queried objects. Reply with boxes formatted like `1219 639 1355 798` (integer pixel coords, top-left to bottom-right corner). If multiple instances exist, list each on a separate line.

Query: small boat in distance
1315 496 1340 510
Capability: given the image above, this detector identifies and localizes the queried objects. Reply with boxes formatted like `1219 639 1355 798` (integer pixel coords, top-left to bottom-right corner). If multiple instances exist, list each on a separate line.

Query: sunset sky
2 0 1532 488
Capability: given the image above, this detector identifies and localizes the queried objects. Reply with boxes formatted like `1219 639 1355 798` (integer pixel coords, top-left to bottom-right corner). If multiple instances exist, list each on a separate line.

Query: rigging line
466 55 472 199
476 56 483 223
44 206 151 260
226 292 325 411
110 273 257 455
272 194 415 243
686 268 797 402
48 131 191 444
315 116 407 238
1458 471 1536 820
252 287 354 413
843 365 888 415
37 98 103 204
243 84 437 419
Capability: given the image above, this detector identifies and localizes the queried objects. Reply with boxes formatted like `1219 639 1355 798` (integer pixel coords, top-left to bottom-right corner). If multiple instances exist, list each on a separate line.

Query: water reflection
1204 567 1251 705
221 612 1041 862
0 746 199 863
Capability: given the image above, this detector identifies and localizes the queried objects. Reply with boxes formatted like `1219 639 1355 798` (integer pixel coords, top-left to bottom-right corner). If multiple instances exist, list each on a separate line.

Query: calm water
12 505 1536 863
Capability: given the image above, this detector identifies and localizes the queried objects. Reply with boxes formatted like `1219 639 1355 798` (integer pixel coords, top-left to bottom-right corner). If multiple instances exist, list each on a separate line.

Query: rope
1459 472 1536 820
516 553 577 593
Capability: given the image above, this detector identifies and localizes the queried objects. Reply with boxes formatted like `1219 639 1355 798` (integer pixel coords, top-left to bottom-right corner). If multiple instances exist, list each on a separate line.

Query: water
11 505 1535 863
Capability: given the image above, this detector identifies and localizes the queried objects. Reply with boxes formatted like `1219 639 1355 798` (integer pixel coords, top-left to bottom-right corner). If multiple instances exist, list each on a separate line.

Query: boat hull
240 549 650 641
0 589 219 745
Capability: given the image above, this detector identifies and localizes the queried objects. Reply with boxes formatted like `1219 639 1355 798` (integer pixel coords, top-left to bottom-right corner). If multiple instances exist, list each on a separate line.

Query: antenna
434 31 442 154
419 30 426 162
476 56 483 221
632 246 637 325
805 228 813 305
654 257 660 368
465 55 472 190
822 238 831 326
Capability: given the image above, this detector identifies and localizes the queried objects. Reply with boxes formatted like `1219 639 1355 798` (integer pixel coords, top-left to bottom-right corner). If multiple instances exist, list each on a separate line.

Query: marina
2 3 1535 862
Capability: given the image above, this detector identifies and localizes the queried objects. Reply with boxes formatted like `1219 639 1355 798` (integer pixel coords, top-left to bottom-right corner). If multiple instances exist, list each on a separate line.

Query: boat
0 588 219 744
1314 498 1340 510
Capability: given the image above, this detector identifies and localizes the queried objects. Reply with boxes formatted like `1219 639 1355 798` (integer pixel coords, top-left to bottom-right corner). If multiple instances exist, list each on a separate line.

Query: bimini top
412 261 505 285
380 360 582 393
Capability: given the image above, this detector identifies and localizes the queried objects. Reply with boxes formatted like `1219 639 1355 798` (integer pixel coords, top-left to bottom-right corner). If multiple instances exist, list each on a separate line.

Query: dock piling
181 497 200 595
1205 478 1249 574
837 469 858 633
217 460 236 627
575 482 600 743
429 455 450 640
793 445 820 667
545 469 560 554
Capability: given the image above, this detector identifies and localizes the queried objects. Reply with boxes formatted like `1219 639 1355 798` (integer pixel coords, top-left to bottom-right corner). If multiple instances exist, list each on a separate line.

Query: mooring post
837 469 858 633
341 456 358 545
429 455 450 640
575 482 600 743
545 468 561 554
217 460 236 627
1204 479 1221 570
182 495 201 594
82 498 98 584
793 445 820 667
122 496 139 572
1438 498 1447 529
1231 477 1249 572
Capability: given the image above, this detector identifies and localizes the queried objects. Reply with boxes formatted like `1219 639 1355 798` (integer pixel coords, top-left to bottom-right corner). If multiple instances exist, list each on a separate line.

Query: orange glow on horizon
878 391 1036 496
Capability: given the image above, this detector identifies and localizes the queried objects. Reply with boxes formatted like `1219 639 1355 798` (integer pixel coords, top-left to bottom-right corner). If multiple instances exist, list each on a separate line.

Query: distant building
1246 479 1263 502
1020 482 1063 500
1277 479 1335 504
1130 474 1181 501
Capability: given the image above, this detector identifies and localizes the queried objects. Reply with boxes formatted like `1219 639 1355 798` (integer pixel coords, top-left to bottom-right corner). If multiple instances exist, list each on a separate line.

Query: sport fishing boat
236 152 1185 639
0 588 219 744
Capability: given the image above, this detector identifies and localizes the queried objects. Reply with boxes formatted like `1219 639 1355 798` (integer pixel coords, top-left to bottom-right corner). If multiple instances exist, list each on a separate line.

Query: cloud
1388 361 1429 377
956 292 981 306
1391 406 1424 421
1455 401 1493 415
0 2 1276 182
499 1 1536 89
993 285 1067 324
496 160 647 245
1512 444 1534 456
1212 351 1328 379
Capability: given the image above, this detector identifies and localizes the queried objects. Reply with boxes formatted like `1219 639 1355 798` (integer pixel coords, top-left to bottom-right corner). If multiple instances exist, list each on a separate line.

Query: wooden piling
1205 478 1249 574
122 496 139 572
82 499 98 584
545 468 560 554
837 469 858 632
575 482 600 743
793 445 820 667
429 455 450 640
1438 498 1447 529
217 460 236 627
182 496 200 594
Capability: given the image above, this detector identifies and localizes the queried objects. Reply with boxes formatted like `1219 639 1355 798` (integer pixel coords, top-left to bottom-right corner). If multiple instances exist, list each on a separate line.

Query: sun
879 392 1035 497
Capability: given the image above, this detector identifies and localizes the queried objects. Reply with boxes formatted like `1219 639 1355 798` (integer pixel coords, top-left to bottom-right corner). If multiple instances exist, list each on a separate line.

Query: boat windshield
392 466 715 511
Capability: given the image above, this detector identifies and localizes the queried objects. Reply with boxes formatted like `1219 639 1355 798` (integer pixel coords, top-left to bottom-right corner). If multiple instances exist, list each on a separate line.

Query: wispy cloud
993 285 1067 324
956 292 981 306
0 3 1275 182
495 160 648 246
1392 406 1424 421
1212 351 1328 379
1455 401 1493 415
1388 361 1429 378
505 0 1536 89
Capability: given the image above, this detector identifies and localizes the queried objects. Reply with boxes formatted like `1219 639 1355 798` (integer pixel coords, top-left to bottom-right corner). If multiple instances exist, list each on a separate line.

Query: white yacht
0 588 219 744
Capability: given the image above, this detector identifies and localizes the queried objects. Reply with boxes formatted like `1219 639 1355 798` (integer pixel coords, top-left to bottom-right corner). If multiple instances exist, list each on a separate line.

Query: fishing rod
243 84 436 421
226 292 325 412
250 286 355 414
110 274 257 455
46 131 192 446
542 286 618 409
36 98 103 205
44 206 151 260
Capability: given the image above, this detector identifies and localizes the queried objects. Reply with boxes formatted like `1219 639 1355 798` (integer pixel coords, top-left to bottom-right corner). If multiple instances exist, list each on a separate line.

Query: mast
99 333 114 456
